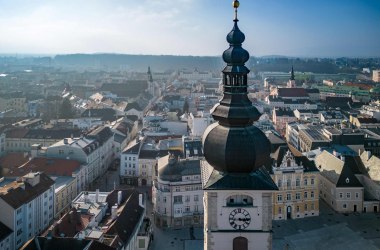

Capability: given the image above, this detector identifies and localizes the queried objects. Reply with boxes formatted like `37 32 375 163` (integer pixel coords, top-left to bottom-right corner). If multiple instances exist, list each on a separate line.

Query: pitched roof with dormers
315 151 364 187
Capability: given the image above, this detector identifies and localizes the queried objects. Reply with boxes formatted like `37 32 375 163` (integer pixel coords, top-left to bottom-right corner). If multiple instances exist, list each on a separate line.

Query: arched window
287 159 291 167
304 178 308 186
233 237 248 250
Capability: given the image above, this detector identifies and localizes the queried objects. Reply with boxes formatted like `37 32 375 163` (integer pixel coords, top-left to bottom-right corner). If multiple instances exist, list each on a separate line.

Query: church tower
287 66 296 88
147 66 154 96
201 1 278 250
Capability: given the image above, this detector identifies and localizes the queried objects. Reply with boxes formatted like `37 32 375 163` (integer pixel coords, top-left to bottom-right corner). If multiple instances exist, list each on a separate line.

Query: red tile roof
46 208 91 238
0 152 29 171
2 157 81 177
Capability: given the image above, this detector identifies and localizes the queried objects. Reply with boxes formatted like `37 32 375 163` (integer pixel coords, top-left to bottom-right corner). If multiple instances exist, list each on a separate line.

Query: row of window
174 205 200 214
125 156 137 161
278 203 315 214
338 192 360 199
277 177 315 188
277 191 315 202
183 175 200 181
159 194 200 203
174 185 202 192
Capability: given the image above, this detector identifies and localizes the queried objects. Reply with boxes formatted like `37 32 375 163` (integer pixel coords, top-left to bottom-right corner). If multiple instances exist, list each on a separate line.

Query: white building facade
0 172 55 249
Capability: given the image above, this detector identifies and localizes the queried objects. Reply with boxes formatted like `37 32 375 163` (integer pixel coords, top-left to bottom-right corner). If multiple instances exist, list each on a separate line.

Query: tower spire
233 0 239 20
147 66 153 82
202 0 271 173
290 65 295 80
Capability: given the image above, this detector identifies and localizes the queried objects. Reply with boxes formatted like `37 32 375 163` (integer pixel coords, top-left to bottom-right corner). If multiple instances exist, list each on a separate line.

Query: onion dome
202 0 271 173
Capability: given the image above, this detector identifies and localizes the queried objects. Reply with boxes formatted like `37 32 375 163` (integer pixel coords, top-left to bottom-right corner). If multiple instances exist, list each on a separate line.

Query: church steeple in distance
203 0 271 173
147 66 153 82
290 65 295 80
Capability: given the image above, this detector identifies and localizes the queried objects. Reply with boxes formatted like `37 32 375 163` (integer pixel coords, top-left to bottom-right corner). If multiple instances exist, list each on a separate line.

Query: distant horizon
1 52 379 60
0 0 379 57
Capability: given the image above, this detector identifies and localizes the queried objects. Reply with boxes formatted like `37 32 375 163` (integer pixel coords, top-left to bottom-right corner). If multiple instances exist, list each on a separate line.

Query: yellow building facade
271 149 319 220
52 176 77 219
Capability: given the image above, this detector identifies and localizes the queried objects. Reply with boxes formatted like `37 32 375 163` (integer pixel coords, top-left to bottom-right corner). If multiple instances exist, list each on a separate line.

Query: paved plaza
149 200 380 250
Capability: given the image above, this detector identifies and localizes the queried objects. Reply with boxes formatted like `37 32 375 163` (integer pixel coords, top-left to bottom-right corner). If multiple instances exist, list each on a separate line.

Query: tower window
226 195 253 207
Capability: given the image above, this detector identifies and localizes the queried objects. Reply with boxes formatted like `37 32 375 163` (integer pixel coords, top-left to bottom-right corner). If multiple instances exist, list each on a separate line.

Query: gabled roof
105 191 144 245
123 142 140 154
271 144 318 172
99 81 147 98
81 108 117 122
356 117 379 124
87 126 114 145
29 158 81 176
274 109 295 117
325 97 352 108
124 102 142 112
315 152 364 187
336 157 363 188
271 146 288 168
5 128 29 138
305 88 320 94
277 88 308 97
158 155 200 182
0 173 55 209
0 152 30 171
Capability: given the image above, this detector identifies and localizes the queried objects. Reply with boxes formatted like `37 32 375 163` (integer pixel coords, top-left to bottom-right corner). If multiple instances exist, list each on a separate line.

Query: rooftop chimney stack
117 191 122 205
96 189 99 203
139 193 144 208
111 204 118 220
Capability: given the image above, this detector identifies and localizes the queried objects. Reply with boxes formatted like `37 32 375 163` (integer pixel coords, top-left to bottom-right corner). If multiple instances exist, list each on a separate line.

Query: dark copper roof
202 3 270 174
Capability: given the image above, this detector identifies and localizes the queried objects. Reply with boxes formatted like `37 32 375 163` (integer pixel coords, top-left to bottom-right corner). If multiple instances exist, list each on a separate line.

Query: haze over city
0 0 379 57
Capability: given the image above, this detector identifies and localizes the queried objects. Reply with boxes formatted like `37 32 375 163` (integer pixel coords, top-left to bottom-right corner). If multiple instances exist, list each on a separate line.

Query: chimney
84 191 89 203
69 210 74 223
55 220 62 236
340 155 345 162
111 204 118 220
367 151 372 161
31 144 42 159
139 193 144 208
117 191 122 205
46 229 53 240
96 189 99 203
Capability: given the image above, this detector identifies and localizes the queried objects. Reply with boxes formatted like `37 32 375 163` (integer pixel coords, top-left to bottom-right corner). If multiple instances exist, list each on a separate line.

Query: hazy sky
0 0 379 57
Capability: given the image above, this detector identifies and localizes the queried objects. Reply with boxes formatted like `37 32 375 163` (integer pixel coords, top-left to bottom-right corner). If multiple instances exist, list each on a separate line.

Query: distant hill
54 54 224 72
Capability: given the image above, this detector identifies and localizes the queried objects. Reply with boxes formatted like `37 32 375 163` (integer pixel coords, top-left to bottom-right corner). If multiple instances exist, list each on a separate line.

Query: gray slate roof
202 162 278 191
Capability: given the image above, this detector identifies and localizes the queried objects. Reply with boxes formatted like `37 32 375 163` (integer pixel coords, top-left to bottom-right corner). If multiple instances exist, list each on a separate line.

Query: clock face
229 208 251 230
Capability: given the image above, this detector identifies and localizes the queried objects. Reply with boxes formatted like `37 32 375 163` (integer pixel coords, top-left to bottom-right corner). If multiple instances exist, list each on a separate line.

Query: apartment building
153 155 203 228
0 172 55 249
